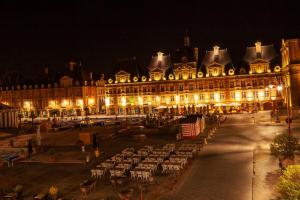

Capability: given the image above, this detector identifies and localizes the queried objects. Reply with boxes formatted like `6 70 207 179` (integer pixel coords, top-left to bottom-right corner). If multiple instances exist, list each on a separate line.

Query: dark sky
0 0 299 77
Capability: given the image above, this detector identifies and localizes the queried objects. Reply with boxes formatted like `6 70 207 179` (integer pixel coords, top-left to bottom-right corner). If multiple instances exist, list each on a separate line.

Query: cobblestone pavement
162 112 291 200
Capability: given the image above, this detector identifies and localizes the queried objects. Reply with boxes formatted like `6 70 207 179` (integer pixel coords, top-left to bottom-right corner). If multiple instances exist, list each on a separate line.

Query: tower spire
184 30 190 47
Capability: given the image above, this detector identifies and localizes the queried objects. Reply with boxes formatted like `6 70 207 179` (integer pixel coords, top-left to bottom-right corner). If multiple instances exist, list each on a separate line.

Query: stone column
8 112 12 127
0 112 3 128
4 112 8 128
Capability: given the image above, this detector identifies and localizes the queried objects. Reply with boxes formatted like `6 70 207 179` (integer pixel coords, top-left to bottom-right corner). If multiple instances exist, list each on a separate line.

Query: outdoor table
122 147 135 153
175 151 193 157
116 163 132 170
122 160 133 165
95 166 107 175
80 179 96 194
33 193 48 200
110 167 126 177
101 161 115 169
3 192 17 200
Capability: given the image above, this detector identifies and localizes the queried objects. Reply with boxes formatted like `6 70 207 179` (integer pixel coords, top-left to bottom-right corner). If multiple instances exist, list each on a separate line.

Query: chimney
255 41 262 58
157 52 163 62
213 45 220 56
44 67 49 74
89 72 93 80
194 47 199 62
69 61 76 71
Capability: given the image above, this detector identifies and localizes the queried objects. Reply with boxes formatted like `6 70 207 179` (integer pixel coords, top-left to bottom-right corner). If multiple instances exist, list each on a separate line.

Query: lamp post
276 81 291 136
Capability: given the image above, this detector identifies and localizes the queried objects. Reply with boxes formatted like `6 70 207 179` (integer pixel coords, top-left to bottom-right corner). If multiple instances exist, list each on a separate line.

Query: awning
155 105 167 109
215 103 227 107
195 104 207 107
229 102 241 106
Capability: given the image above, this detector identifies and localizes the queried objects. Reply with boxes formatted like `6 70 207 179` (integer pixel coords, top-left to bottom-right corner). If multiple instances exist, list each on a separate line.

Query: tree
270 133 299 158
277 165 300 200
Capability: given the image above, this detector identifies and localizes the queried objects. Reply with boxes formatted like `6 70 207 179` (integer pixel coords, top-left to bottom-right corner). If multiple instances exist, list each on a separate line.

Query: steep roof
202 49 231 66
108 57 147 79
244 45 277 63
173 46 197 63
148 54 172 72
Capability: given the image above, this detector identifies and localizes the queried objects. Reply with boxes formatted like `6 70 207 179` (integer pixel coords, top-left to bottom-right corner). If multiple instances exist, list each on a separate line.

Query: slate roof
244 45 277 63
173 46 197 63
108 57 147 79
148 54 173 72
202 49 231 66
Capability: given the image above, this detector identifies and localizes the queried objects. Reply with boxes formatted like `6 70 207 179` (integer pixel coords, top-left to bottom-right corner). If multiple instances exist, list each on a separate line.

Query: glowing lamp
175 95 180 104
105 98 110 107
138 96 143 106
258 90 264 101
88 98 95 106
277 85 283 91
77 99 83 107
121 97 126 107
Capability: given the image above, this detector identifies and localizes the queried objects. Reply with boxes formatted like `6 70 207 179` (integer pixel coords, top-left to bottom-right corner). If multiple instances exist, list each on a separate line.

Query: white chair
137 171 143 180
110 170 115 178
91 169 96 177
130 171 136 179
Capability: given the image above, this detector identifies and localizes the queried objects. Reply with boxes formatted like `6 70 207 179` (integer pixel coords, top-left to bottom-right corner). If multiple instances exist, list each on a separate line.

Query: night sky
0 0 299 78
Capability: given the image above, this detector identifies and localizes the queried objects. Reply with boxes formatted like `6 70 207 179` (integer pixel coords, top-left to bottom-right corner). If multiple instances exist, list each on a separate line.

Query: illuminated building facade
104 35 285 115
0 63 106 117
1 35 299 117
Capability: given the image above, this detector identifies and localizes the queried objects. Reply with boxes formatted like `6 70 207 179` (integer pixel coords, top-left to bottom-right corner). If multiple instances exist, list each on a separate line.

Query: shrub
277 165 300 200
270 133 299 158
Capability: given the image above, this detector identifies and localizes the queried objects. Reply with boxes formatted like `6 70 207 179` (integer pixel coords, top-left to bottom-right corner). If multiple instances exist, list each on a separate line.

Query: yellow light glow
235 91 241 101
138 96 143 106
214 93 220 102
258 90 264 101
121 97 126 107
247 92 253 101
185 98 189 104
194 94 199 103
271 96 276 100
23 101 32 110
77 99 83 107
105 98 110 107
1 101 9 106
62 99 69 107
88 98 95 106
277 85 283 91
175 95 180 104
156 96 160 102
